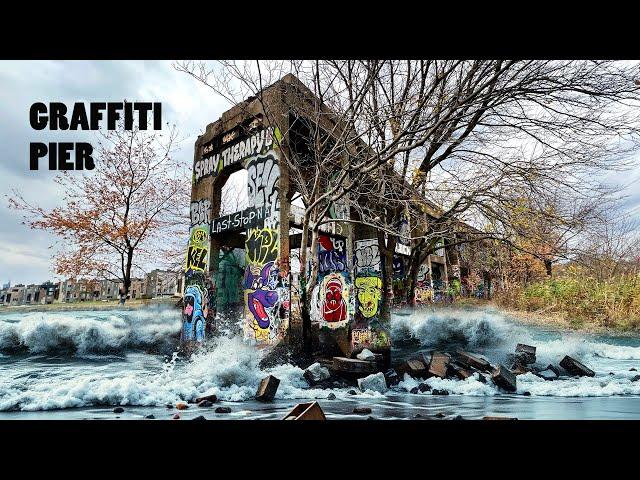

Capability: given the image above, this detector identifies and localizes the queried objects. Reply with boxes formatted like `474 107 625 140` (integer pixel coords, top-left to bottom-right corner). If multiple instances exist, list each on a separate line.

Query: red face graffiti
322 278 347 322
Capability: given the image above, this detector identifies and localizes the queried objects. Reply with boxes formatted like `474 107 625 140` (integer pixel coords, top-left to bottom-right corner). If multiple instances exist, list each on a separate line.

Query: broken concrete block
428 351 451 379
491 365 517 392
447 362 474 380
511 364 532 376
353 407 372 414
256 375 280 402
332 357 377 375
282 401 326 420
515 344 537 365
397 357 428 378
536 368 558 381
454 349 492 372
356 348 376 361
303 362 332 386
383 369 400 386
477 373 487 384
357 372 387 393
559 355 595 377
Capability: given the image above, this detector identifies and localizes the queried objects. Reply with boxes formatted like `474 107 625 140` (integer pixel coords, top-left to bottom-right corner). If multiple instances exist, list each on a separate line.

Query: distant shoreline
0 297 179 314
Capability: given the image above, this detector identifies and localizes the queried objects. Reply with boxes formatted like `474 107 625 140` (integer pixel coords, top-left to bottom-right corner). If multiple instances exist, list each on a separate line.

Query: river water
1 305 639 420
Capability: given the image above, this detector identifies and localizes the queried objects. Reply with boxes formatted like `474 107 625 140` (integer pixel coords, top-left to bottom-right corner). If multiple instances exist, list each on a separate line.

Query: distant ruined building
184 74 494 359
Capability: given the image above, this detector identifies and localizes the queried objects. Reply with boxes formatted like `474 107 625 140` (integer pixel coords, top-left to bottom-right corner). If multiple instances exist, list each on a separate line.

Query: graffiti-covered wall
311 234 353 332
241 129 289 345
182 199 213 344
352 239 390 353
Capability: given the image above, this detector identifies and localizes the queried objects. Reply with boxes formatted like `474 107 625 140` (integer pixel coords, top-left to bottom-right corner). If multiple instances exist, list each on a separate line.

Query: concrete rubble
256 375 280 402
356 349 376 361
357 372 388 393
491 364 517 392
304 362 332 386
560 355 595 377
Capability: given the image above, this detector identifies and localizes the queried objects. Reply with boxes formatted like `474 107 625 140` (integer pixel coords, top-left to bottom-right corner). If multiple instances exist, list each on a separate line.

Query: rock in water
353 407 372 414
356 348 376 361
357 372 387 393
195 393 218 404
303 362 331 386
348 389 358 395
215 407 231 414
491 365 517 392
418 382 431 392
631 375 640 382
113 407 124 414
327 393 336 400
176 402 189 410
144 414 155 419
256 375 280 402
383 369 400 386
198 400 213 408
332 357 377 375
559 356 595 377
515 344 537 365
172 413 180 419
432 389 449 396
455 349 492 372
192 415 206 421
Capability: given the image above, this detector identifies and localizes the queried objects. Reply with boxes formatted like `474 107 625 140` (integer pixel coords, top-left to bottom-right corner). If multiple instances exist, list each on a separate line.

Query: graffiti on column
352 239 390 351
243 135 289 345
414 262 433 304
183 199 212 344
312 234 352 330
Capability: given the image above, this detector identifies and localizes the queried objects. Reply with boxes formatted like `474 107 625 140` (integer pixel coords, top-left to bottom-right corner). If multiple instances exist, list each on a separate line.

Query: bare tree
8 125 187 303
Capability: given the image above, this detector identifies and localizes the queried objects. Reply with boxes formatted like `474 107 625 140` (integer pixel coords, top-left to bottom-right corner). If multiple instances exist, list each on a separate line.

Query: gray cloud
0 60 229 284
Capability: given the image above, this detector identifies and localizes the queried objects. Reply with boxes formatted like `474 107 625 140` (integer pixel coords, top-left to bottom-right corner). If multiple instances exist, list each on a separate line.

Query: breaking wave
1 306 639 411
0 308 181 355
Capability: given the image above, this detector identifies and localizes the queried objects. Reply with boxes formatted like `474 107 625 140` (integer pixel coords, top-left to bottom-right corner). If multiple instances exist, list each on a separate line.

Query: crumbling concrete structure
183 74 493 362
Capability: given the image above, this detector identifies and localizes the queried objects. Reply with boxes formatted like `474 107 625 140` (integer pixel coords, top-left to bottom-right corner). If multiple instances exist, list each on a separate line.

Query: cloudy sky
0 61 231 285
0 60 639 286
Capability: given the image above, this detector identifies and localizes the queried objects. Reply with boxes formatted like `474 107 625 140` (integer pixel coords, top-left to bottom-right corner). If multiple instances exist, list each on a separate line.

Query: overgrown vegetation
495 266 640 331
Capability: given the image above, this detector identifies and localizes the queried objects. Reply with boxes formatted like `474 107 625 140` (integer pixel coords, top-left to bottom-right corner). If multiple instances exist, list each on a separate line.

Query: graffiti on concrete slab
247 152 280 230
195 127 276 183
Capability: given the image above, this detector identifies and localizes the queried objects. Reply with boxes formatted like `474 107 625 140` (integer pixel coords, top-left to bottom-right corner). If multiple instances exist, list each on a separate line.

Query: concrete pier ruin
182 74 493 364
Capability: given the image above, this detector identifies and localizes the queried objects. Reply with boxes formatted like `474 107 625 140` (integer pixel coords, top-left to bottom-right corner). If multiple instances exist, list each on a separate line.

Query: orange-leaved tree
8 125 189 303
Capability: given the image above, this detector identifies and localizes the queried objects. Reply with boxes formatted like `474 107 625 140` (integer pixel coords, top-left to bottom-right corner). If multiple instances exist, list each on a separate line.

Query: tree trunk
377 231 395 321
544 259 553 277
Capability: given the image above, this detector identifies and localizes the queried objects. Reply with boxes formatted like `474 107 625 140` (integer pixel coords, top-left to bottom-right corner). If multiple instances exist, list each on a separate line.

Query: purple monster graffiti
244 261 279 329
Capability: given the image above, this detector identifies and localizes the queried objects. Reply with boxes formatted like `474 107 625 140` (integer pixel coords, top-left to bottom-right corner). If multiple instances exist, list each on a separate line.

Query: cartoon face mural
244 261 279 329
182 285 207 343
319 273 349 328
313 235 351 330
355 276 382 318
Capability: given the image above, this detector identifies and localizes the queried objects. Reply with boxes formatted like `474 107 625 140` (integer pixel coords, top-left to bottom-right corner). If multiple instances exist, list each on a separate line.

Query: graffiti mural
414 261 433 305
247 152 280 230
313 234 352 330
352 239 389 351
355 276 382 318
244 224 289 344
183 199 212 345
241 141 289 344
195 127 276 183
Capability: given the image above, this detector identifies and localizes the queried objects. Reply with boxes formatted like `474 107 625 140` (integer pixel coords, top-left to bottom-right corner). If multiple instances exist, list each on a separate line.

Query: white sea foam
1 306 639 411
0 308 180 354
